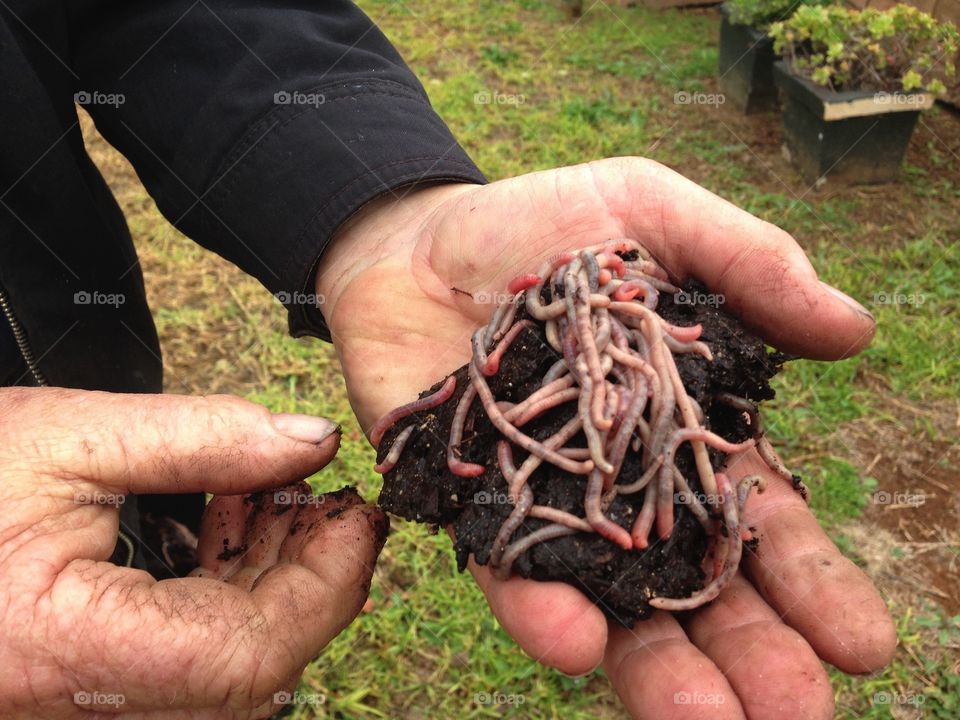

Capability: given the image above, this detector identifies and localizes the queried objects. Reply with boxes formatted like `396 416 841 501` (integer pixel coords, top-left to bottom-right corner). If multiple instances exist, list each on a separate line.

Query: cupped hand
0 388 387 719
316 157 895 719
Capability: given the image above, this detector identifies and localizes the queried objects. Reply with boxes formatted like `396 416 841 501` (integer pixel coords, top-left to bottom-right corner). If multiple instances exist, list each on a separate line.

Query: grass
80 0 959 717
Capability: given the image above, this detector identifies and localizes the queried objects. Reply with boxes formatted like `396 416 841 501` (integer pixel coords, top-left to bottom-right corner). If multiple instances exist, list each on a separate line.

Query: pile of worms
372 239 806 611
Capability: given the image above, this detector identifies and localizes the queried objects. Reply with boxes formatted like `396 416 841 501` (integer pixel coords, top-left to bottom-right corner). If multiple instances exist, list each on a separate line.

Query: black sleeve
70 0 486 340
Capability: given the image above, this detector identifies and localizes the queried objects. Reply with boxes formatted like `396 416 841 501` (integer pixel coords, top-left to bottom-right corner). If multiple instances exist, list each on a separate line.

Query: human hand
0 388 386 719
316 158 895 719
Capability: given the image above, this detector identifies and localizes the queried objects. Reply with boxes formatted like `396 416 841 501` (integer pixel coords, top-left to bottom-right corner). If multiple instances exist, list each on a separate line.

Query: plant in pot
770 4 958 185
719 0 832 113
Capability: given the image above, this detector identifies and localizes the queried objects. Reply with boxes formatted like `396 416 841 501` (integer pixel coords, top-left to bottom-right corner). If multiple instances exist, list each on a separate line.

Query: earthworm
715 392 810 503
489 484 535 572
370 374 457 448
510 387 580 427
528 505 592 531
495 523 577 581
484 320 532 376
374 425 415 474
585 468 632 549
447 383 486 478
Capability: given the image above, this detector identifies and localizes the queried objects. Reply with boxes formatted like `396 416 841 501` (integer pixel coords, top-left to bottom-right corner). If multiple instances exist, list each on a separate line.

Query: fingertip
728 262 876 361
605 615 746 720
811 560 897 673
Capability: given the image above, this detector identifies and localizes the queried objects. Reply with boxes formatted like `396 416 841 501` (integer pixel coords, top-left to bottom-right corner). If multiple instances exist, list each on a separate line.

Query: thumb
1 387 341 495
599 157 876 359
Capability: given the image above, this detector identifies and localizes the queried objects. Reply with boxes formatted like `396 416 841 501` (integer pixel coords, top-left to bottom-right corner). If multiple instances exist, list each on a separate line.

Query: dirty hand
0 388 386 719
316 157 896 720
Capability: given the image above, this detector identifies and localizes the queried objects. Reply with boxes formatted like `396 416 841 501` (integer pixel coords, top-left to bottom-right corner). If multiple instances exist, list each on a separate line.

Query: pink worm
369 375 456 448
585 469 632 549
374 425 415 474
508 273 542 295
484 320 531 376
598 250 626 277
663 322 703 343
613 279 658 308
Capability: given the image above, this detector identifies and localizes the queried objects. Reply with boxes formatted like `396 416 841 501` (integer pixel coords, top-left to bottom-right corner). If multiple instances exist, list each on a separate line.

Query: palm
321 159 894 719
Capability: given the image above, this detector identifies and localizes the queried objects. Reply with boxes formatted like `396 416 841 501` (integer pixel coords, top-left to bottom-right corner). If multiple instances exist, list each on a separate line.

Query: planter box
773 61 933 184
718 5 778 113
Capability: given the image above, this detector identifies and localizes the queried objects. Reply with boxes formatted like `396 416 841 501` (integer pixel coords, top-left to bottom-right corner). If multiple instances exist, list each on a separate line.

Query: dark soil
378 280 786 627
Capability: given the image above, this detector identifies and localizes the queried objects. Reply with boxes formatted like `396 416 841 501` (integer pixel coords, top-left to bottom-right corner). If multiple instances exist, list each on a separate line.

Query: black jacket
0 0 485 574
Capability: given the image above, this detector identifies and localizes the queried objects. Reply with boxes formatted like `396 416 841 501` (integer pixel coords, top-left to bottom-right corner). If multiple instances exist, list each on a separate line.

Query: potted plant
719 0 831 113
770 4 958 184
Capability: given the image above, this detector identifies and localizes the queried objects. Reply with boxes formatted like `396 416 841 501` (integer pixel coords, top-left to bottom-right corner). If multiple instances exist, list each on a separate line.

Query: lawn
82 1 959 718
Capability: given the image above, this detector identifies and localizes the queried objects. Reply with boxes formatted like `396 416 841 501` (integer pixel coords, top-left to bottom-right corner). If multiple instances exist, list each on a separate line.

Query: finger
604 612 745 719
683 575 834 719
277 486 367 560
193 494 248 577
0 387 341 496
52 501 387 712
222 484 307 590
596 157 876 360
729 450 896 673
467 559 608 676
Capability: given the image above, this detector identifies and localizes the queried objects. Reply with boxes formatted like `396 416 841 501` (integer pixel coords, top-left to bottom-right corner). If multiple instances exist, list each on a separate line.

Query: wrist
315 183 479 335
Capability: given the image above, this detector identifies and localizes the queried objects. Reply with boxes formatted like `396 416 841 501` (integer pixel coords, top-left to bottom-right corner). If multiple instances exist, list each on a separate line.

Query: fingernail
271 413 340 444
558 670 593 680
820 281 874 322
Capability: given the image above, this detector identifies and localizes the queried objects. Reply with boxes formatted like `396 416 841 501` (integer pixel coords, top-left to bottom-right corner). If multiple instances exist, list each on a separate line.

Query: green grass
85 0 960 717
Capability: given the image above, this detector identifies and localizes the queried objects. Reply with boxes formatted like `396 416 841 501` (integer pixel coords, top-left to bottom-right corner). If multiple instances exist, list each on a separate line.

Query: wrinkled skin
0 389 386 719
317 157 896 720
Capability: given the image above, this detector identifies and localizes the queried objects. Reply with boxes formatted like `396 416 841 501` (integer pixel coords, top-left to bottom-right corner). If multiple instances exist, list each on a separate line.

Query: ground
79 1 958 718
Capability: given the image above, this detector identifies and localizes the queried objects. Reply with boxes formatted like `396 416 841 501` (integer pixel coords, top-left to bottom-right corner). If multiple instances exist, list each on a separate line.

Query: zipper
0 285 134 567
0 285 48 386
